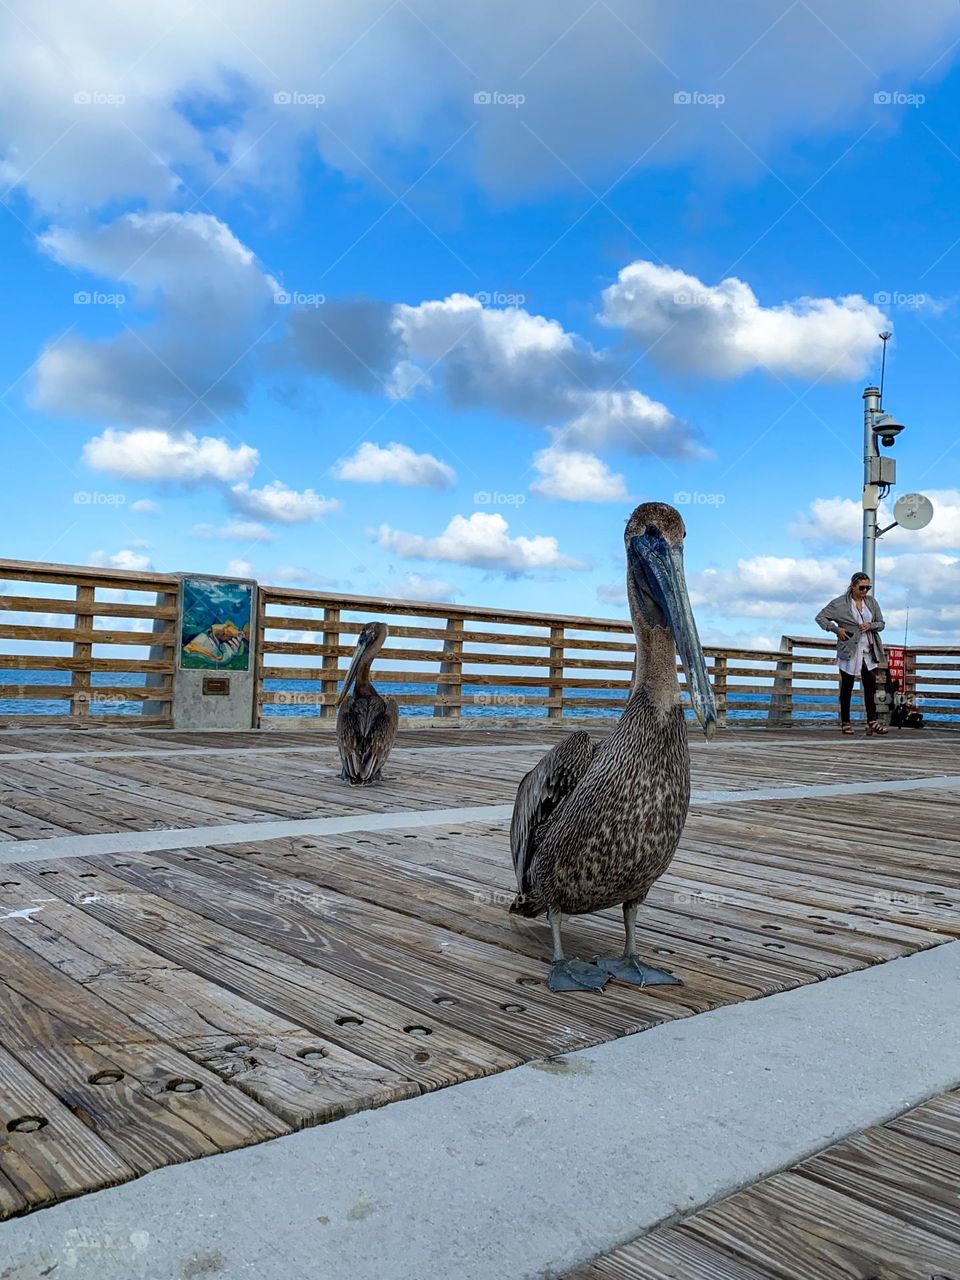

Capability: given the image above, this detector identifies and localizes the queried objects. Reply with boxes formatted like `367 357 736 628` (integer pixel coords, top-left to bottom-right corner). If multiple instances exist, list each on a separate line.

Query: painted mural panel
180 578 253 671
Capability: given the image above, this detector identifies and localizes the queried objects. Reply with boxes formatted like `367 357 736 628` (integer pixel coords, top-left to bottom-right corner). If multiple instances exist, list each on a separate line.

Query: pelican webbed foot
547 958 609 992
593 902 683 987
545 906 608 993
593 954 682 987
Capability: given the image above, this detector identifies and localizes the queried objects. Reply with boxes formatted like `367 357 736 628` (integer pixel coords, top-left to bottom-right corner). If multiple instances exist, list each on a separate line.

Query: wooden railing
909 644 960 721
0 559 177 727
2 557 957 729
253 585 915 727
256 586 642 722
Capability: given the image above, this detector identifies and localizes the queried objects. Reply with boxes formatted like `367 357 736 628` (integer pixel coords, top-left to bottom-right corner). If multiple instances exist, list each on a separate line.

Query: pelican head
624 502 717 740
336 620 389 707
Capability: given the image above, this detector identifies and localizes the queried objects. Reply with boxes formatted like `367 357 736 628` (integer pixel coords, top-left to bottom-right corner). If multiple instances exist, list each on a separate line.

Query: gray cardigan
815 592 886 667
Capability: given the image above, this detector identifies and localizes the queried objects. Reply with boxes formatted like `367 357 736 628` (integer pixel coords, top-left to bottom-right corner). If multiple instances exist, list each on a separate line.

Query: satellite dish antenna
893 492 934 531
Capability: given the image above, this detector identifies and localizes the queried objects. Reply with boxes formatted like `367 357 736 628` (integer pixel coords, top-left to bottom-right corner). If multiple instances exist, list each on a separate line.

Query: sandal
866 721 888 736
841 723 854 735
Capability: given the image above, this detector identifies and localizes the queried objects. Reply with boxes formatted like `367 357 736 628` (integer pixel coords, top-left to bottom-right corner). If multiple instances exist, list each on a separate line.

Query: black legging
840 662 877 723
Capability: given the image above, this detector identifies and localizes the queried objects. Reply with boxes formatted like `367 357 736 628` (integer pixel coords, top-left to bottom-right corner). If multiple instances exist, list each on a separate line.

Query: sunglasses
856 583 871 591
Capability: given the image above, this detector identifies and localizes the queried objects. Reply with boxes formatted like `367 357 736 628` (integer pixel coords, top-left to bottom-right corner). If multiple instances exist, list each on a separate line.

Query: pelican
335 621 399 785
509 501 717 992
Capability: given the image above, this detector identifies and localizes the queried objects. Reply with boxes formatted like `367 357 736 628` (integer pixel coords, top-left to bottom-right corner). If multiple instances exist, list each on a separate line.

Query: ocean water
2 670 956 723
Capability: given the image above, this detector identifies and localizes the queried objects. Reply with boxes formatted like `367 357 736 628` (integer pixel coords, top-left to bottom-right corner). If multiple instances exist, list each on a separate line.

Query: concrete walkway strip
0 804 518 867
2 773 958 866
695 772 960 803
3 941 958 1280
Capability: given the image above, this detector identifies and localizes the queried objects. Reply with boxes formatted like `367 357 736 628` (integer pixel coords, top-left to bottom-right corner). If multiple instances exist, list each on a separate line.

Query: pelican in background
510 501 717 992
335 621 399 785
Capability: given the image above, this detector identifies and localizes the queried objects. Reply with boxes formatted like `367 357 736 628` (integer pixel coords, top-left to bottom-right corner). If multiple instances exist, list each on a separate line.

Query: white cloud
390 573 459 602
88 548 152 572
690 555 850 620
791 491 960 552
375 511 588 573
227 558 254 578
531 446 627 502
597 584 626 606
191 521 275 542
130 499 160 514
34 213 278 426
699 628 778 651
3 3 957 210
272 566 339 587
292 291 703 460
600 261 889 380
83 429 259 483
333 441 455 489
228 480 341 523
555 389 710 459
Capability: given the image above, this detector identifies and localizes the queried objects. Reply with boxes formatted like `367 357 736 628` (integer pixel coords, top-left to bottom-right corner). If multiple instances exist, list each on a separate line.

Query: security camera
873 413 904 448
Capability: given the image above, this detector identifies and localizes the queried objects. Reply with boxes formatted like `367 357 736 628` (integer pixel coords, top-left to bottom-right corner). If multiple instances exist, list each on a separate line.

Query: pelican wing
337 693 399 783
510 730 597 896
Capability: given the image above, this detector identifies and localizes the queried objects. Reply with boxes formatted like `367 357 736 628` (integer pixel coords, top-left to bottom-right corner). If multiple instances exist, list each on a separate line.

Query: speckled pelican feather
337 691 399 784
509 690 689 917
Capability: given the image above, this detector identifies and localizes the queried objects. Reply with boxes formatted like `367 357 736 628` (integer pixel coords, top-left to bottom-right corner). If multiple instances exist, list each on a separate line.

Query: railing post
903 646 917 706
712 653 727 728
435 617 463 719
768 636 794 725
144 588 178 721
70 584 94 722
320 606 341 720
547 624 565 719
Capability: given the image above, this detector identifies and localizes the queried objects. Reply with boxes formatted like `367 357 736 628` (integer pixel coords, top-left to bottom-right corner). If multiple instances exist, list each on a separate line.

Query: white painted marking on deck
1 772 957 866
0 805 518 866
695 773 960 803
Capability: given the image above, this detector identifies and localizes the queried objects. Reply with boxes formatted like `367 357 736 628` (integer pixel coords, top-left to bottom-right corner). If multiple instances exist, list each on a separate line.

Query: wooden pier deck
0 724 957 1222
564 1084 960 1279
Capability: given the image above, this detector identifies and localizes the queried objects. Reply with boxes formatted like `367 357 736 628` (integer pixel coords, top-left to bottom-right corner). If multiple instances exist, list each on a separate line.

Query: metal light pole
861 333 901 590
862 385 881 584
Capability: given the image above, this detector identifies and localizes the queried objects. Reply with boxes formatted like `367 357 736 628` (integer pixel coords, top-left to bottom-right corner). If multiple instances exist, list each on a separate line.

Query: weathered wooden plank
0 882 415 1129
0 715 172 728
0 685 172 702
11 860 518 1090
0 1043 136 1216
800 1127 960 1244
146 843 692 1032
0 595 178 619
887 1090 960 1156
0 655 173 672
564 1231 786 1279
0 929 290 1176
70 851 628 1060
688 1170 960 1279
0 623 175 646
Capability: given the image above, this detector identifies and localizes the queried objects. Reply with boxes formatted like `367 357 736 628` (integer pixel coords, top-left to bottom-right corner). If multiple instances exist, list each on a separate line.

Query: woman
815 572 889 736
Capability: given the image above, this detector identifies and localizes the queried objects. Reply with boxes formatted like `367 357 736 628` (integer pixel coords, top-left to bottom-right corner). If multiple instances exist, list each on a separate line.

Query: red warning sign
886 645 905 686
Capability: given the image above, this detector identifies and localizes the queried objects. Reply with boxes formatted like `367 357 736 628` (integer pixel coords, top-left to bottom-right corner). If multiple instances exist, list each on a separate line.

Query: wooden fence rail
1 558 957 729
0 559 177 727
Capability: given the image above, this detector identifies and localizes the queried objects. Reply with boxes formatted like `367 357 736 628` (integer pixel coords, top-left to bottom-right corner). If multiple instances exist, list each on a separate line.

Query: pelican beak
335 631 374 707
628 533 718 740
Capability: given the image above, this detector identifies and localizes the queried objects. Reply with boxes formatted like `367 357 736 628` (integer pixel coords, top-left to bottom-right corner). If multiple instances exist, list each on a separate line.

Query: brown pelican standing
335 621 399 785
510 501 717 992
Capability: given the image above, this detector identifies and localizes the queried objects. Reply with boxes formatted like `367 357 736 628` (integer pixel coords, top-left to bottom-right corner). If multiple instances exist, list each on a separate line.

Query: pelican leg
546 907 608 993
594 903 683 987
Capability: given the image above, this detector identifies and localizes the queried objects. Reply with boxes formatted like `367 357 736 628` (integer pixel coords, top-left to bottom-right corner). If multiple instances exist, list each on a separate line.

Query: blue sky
2 0 960 646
